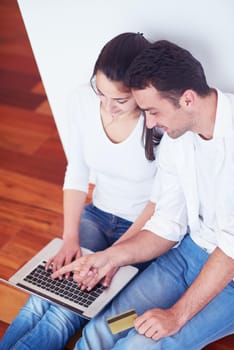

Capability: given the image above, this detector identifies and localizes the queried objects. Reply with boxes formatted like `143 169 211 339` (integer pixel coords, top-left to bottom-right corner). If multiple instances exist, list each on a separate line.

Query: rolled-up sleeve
216 157 234 258
143 135 188 241
216 217 234 259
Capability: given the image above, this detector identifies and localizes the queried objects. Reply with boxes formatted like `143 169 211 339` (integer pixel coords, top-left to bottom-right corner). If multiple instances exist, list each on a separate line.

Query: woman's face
94 71 138 117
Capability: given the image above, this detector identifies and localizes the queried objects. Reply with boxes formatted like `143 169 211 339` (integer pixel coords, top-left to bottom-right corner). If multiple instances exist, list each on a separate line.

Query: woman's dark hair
143 118 163 160
90 32 160 160
90 32 150 83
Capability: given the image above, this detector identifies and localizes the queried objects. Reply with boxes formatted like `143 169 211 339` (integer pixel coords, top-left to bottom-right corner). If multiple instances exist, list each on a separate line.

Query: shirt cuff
216 216 234 259
143 212 187 242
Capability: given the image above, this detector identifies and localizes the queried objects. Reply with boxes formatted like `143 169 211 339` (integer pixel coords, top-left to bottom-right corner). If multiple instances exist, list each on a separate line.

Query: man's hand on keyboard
51 249 115 290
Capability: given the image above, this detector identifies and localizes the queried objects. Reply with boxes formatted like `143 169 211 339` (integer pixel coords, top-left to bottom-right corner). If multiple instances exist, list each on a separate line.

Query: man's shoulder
158 132 194 168
218 89 234 109
161 131 194 148
225 92 234 108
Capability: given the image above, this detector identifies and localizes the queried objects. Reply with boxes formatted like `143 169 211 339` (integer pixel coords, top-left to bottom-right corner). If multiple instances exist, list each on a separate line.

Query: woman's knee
24 295 50 317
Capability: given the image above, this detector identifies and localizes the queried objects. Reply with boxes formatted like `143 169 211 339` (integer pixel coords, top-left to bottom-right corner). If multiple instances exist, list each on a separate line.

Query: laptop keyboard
23 261 106 307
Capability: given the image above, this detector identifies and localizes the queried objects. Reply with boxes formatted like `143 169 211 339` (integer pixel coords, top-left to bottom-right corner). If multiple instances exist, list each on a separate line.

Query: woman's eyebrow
113 96 131 101
96 86 131 100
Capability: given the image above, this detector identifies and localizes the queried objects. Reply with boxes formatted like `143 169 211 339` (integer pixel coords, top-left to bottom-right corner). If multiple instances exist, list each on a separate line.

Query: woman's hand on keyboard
46 239 82 279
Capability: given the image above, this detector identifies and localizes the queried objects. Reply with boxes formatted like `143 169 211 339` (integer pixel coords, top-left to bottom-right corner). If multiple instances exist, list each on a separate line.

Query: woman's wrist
62 232 79 245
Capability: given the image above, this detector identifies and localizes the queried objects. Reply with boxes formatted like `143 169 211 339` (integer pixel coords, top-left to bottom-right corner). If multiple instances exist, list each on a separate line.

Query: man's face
132 85 193 139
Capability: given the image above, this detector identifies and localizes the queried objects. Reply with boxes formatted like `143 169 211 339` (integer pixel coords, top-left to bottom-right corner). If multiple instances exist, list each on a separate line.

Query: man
53 40 234 349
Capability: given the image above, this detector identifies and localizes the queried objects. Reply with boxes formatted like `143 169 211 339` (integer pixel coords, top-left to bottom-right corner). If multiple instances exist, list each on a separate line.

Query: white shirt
144 90 234 259
63 85 157 222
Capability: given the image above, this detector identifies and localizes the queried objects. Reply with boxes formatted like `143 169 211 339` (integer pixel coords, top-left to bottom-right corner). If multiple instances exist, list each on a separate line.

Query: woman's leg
0 296 50 350
79 203 132 251
0 295 84 350
0 204 110 350
5 300 84 350
80 203 149 271
0 204 133 350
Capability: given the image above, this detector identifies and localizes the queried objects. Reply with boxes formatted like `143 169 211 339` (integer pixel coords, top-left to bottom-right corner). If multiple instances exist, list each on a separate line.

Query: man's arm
52 230 177 289
171 247 234 324
102 201 155 286
109 229 176 266
134 247 234 340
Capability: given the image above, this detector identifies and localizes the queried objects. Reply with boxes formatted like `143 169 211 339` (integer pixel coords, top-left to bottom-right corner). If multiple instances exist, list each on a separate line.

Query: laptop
2 238 138 319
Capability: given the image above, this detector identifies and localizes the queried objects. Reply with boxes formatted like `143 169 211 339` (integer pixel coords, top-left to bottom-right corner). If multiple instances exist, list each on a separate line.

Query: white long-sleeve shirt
144 89 234 259
63 85 157 222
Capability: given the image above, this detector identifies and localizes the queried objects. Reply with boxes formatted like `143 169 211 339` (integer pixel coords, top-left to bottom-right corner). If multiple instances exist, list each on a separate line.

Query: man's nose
145 114 157 129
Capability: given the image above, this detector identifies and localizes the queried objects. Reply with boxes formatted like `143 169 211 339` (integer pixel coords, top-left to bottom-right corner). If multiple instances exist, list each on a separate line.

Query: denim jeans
0 203 134 350
75 235 234 350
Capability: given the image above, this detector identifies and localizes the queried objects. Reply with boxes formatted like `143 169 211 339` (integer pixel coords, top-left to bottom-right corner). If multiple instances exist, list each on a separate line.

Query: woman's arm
46 189 87 273
62 189 87 244
115 201 155 244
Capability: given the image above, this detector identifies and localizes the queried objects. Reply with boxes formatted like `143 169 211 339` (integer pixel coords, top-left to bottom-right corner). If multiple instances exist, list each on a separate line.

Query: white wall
18 0 234 156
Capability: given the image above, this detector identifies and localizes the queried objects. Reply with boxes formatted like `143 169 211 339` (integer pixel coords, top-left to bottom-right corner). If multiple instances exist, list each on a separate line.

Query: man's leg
111 279 234 350
111 236 234 349
75 235 234 350
75 246 189 350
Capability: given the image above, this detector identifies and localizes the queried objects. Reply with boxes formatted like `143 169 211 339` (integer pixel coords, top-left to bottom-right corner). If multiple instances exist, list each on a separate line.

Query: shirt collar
213 89 234 138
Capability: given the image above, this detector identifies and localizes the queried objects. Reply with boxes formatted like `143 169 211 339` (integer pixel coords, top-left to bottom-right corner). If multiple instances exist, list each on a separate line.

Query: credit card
107 309 137 334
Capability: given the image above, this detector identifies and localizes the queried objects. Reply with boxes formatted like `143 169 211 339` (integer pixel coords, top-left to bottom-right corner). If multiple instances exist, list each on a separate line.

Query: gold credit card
107 309 137 334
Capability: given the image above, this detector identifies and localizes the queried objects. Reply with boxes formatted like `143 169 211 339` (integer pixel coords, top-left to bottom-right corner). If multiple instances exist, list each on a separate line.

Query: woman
0 32 161 350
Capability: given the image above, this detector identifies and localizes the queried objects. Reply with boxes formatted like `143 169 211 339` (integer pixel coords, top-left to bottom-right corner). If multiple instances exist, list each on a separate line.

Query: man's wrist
169 303 190 328
107 244 132 269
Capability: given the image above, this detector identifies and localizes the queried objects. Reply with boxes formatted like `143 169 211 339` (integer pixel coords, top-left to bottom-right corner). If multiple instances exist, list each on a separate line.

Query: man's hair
126 40 211 105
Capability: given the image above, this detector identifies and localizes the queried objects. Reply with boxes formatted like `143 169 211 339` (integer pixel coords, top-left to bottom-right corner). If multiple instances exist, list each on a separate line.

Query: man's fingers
51 259 94 280
103 267 118 287
51 261 78 278
73 268 99 290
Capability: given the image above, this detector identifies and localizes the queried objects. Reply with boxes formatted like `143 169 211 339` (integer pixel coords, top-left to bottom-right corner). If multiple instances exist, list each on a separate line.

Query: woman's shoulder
70 84 96 106
68 84 99 123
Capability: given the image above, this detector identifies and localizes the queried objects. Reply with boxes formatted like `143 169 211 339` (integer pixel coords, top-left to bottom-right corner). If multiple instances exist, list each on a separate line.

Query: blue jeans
75 235 234 350
0 203 135 350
